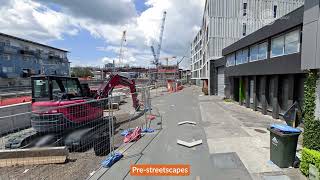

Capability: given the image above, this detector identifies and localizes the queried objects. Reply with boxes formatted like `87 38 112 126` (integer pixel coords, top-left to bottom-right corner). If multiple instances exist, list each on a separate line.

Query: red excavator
6 74 140 155
31 74 139 133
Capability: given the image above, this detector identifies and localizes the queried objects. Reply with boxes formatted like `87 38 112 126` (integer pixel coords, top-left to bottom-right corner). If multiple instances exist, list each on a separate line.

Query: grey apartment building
0 32 70 79
190 0 304 95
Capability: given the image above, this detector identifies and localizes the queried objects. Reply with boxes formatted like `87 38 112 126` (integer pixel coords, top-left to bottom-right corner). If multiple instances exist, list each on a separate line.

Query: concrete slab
197 91 306 180
210 153 252 180
207 137 281 174
0 146 68 167
199 98 282 175
199 102 250 139
262 175 291 180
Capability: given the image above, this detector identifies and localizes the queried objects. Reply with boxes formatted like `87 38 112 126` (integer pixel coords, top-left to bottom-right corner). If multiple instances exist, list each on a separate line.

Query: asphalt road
125 87 251 180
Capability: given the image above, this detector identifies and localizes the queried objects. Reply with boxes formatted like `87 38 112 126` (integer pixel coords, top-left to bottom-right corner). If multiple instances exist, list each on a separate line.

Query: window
207 26 209 39
5 40 10 46
271 29 300 58
2 67 7 73
236 48 248 65
2 66 14 73
242 48 248 63
33 79 49 98
243 23 247 36
258 42 268 60
249 44 259 62
273 5 277 18
236 51 242 65
226 53 235 67
243 3 247 16
2 54 10 61
284 30 300 54
271 36 284 57
52 80 64 95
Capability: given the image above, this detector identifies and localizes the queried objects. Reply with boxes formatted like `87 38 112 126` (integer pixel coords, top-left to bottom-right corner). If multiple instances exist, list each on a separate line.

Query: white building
190 30 203 86
191 0 304 94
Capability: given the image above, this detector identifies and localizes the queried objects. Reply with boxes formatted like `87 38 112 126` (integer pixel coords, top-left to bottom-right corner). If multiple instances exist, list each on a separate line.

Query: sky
0 0 205 69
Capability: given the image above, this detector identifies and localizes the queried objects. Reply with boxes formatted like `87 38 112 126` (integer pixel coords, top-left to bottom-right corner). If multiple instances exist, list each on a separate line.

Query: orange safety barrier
167 80 184 93
0 96 32 106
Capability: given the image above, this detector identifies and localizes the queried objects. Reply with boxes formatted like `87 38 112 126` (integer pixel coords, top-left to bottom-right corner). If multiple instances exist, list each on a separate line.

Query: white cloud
98 45 154 67
0 0 78 41
0 0 205 69
35 0 137 25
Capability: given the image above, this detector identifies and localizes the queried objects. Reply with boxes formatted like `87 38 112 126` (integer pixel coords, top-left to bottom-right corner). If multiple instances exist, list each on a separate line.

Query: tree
71 67 93 78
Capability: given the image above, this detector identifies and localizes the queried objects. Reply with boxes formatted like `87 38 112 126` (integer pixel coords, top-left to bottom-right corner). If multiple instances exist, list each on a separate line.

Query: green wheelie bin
268 124 301 168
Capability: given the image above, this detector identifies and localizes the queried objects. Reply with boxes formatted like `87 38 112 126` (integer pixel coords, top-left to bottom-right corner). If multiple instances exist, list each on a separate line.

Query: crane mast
156 11 167 67
151 11 167 68
119 30 127 67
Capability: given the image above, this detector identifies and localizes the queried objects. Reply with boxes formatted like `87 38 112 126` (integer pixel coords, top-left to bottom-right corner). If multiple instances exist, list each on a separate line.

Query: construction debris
101 152 123 168
123 127 142 143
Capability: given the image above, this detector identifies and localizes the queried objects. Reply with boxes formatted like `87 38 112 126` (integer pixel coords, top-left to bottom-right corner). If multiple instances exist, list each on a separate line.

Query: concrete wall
301 0 320 70
0 102 31 135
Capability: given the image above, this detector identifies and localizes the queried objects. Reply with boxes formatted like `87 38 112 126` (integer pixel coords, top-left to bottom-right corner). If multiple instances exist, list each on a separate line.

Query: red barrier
0 96 32 106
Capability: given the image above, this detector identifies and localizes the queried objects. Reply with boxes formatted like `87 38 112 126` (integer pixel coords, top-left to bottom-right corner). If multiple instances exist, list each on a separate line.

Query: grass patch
223 98 233 103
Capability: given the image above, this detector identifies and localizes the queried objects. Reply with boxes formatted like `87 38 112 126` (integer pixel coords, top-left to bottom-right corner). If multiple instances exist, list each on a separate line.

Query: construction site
1 0 320 180
0 7 191 180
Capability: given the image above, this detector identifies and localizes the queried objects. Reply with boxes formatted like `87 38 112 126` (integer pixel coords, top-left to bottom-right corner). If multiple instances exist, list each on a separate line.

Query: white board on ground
177 121 197 126
177 139 202 148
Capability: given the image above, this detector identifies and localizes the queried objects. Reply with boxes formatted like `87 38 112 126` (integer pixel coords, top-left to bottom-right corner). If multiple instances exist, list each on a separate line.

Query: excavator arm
95 74 139 109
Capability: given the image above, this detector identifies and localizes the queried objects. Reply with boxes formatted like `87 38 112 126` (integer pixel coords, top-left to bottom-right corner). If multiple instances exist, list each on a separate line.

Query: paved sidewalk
197 87 306 180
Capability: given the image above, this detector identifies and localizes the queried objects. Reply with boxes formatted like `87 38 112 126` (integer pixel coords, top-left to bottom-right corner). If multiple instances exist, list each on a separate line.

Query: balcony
50 55 68 63
20 49 35 56
48 54 61 60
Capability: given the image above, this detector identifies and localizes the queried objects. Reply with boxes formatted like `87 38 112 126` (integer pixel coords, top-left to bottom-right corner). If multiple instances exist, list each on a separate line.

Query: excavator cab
31 75 84 102
31 75 104 133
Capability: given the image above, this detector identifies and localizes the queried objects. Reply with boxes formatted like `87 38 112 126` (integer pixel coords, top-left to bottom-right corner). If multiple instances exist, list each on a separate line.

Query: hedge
300 148 320 176
303 70 320 151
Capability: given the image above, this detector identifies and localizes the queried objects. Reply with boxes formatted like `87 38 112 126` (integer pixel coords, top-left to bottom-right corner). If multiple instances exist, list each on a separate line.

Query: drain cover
254 129 267 133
